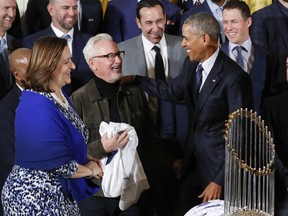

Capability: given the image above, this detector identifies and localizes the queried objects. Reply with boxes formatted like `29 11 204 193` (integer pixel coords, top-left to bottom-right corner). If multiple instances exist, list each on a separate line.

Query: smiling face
181 24 207 62
89 40 122 83
223 8 251 45
48 0 78 33
136 5 166 44
0 0 16 36
50 46 75 90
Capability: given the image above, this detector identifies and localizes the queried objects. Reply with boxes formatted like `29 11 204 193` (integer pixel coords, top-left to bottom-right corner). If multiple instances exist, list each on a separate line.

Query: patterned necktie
234 46 245 69
194 0 201 5
61 34 71 41
0 38 12 85
193 64 203 103
152 46 165 81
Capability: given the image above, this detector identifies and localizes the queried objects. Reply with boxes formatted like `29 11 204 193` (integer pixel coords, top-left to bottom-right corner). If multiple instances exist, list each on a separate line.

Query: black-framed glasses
91 51 125 62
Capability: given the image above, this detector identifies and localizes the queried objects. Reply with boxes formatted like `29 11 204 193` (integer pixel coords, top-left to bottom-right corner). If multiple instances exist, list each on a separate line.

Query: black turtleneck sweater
93 76 121 122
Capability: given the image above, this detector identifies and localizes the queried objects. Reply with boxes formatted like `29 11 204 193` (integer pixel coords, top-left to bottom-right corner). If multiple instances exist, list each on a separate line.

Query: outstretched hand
198 181 222 203
120 75 135 85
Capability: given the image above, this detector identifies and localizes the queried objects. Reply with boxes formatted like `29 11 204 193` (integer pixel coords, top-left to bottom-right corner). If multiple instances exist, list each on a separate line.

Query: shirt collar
229 37 252 53
201 47 220 76
50 23 74 39
206 0 226 11
141 33 167 53
0 33 8 42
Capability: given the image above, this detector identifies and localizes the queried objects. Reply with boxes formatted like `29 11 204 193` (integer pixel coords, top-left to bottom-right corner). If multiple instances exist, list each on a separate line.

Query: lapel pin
212 79 216 82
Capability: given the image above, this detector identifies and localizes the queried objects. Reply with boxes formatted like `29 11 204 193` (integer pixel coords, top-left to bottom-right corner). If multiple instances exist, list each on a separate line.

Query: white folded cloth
99 121 150 210
184 199 224 216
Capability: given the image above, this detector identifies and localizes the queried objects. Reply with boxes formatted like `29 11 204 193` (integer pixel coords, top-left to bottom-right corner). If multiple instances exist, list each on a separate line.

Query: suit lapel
136 36 148 76
193 54 223 119
166 34 179 78
71 31 81 66
274 3 288 50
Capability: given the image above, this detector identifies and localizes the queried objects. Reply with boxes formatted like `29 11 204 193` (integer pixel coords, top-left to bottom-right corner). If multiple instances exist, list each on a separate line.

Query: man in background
0 0 21 100
0 48 31 215
23 0 93 96
102 0 181 43
23 0 103 36
221 0 268 113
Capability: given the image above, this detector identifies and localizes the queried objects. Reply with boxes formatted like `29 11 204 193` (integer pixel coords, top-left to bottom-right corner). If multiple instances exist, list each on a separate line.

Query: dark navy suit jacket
250 0 288 56
262 89 288 216
0 84 22 215
135 50 253 188
23 0 103 36
0 35 21 100
250 0 288 96
179 1 212 35
22 26 93 96
221 41 268 113
102 0 181 43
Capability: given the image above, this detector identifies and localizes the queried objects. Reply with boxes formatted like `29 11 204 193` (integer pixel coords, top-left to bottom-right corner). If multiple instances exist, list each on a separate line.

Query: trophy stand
224 109 275 216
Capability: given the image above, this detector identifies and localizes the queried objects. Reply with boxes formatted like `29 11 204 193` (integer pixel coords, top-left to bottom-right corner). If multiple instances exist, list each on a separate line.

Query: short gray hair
184 12 220 43
83 33 113 64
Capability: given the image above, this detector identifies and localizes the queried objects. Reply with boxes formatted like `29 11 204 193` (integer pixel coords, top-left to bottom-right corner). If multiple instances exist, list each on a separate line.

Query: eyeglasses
91 51 125 62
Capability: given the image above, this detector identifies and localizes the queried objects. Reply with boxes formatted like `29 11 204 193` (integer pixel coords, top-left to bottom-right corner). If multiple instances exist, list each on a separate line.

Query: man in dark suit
0 0 21 100
23 0 103 37
250 0 288 96
23 0 93 96
118 0 187 214
102 0 181 43
179 0 226 43
0 48 31 215
262 55 288 216
221 0 268 113
178 0 205 13
130 12 253 215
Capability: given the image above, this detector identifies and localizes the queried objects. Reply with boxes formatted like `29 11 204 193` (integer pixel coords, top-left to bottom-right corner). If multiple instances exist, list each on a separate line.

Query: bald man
0 48 31 215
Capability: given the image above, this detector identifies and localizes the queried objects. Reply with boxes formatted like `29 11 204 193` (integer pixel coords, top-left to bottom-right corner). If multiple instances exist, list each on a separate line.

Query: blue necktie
193 64 203 103
0 38 12 85
61 34 71 41
234 46 245 69
195 0 201 5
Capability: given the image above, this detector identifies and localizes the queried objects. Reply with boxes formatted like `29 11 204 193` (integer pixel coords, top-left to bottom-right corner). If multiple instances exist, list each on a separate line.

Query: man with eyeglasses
70 33 166 216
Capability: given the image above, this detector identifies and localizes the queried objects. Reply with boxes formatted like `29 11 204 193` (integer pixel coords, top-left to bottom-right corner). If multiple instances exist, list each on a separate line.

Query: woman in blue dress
1 36 103 215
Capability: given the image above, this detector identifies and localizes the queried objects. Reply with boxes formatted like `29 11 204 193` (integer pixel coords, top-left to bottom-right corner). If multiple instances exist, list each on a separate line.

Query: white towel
184 199 224 216
99 121 150 210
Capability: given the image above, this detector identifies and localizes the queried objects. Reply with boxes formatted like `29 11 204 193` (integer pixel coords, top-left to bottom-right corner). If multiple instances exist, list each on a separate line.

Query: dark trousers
276 195 288 216
174 171 203 216
78 196 139 216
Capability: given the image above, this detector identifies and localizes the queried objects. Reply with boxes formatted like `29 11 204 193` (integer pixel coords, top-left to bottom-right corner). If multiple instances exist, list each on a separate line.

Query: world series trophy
224 108 275 215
